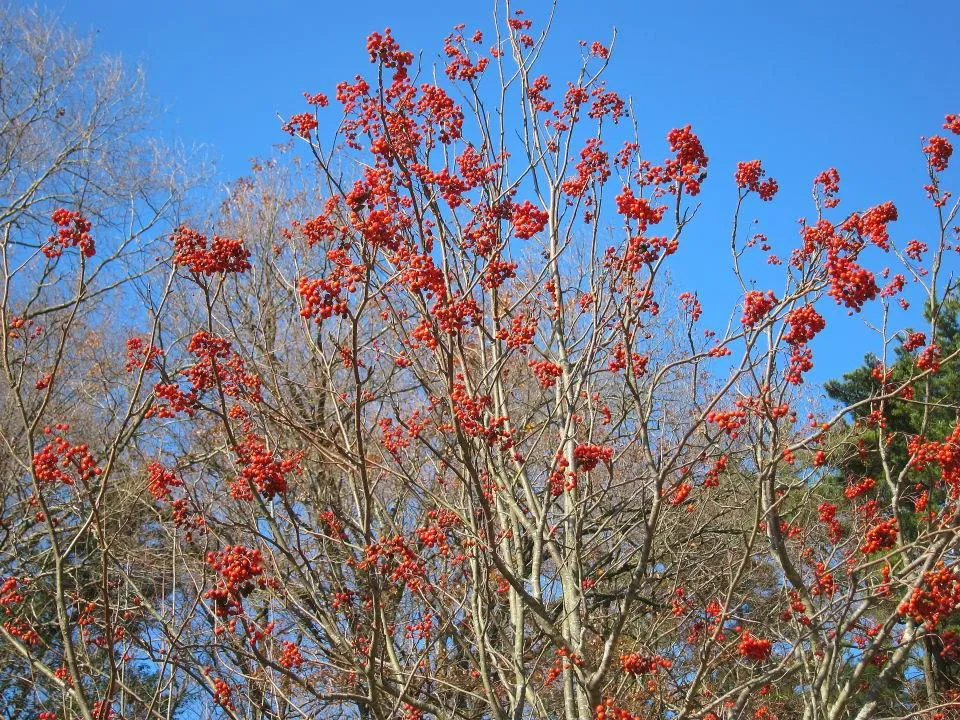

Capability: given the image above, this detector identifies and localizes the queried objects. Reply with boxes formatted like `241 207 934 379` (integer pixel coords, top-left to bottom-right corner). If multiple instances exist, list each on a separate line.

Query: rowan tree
2 5 960 720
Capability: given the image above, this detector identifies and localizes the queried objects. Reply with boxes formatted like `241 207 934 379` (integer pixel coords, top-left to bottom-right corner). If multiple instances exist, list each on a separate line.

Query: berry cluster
146 461 182 501
707 409 747 438
595 699 644 720
282 112 318 138
899 564 960 629
923 135 953 172
783 305 825 345
279 640 304 669
172 225 251 275
573 443 613 471
125 336 163 373
182 331 262 402
741 290 778 327
738 631 773 661
916 344 942 373
844 476 876 499
813 168 841 208
660 125 709 196
511 200 549 239
735 160 779 201
231 435 302 500
561 138 610 197
861 518 898 555
46 208 94 258
817 502 843 544
204 545 268 618
33 426 101 486
620 652 672 675
615 188 665 230
529 359 563 388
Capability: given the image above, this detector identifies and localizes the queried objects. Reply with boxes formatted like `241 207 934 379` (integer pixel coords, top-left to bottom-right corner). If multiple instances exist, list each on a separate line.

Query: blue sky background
40 0 960 386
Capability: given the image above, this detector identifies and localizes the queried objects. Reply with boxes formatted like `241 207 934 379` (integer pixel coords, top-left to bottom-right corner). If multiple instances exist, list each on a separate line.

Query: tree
2 5 960 720
0 5 189 720
825 294 960 703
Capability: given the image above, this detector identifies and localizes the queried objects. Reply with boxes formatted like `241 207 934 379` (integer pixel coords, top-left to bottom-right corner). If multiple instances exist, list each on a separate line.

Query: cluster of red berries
279 640 304 669
543 647 584 686
811 562 837 597
573 443 613 471
416 84 464 146
607 344 648 375
496 313 537 351
785 345 814 385
899 564 960 629
297 198 341 246
33 427 100 486
595 699 644 720
702 454 727 488
741 290 778 327
529 359 563 388
397 252 444 298
707 409 747 438
619 652 672 675
148 382 198 418
924 135 953 172
844 476 876 499
231 434 301 501
366 28 414 79
0 576 26 608
861 518 898 554
449 385 490 432
511 200 549 239
845 201 898 251
916 344 942 373
146 461 182 501
817 502 843 544
813 168 841 208
678 292 703 322
655 125 709 196
783 305 825 345
907 423 960 495
172 225 251 275
561 138 610 197
904 238 928 262
281 112 318 138
204 545 267 618
442 28 489 82
125 336 163 373
182 331 262 402
824 253 878 313
3 617 41 645
738 631 773 661
669 482 692 506
615 188 665 230
527 74 553 113
482 257 518 289
548 454 574 496
298 257 361 322
357 534 428 591
404 611 435 641
430 292 482 336
46 208 94 258
379 417 411 457
735 160 779 201
210 676 234 711
901 331 927 352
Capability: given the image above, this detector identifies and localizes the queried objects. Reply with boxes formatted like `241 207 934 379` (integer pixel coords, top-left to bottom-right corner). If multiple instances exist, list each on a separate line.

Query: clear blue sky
41 0 960 384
